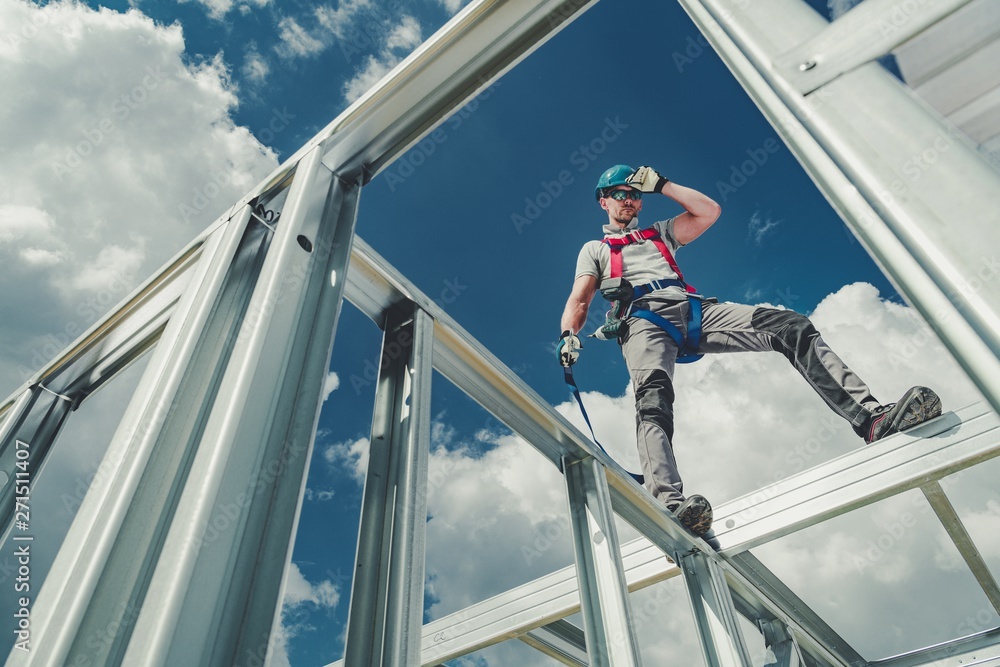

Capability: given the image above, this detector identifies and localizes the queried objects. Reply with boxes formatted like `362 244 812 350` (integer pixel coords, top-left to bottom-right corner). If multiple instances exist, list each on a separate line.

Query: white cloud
385 15 421 51
303 487 336 502
242 48 270 83
276 16 326 58
341 15 422 102
323 436 370 482
314 0 373 40
178 0 270 21
436 0 468 14
0 0 278 389
283 562 341 608
271 562 341 667
828 0 862 19
342 53 398 102
323 371 340 401
747 209 780 245
19 247 64 266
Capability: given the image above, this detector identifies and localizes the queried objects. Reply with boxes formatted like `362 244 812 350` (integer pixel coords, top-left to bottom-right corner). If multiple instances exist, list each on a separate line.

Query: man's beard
614 208 637 224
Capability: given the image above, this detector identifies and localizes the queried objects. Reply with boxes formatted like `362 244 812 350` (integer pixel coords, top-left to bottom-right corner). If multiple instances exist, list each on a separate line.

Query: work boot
667 494 713 536
864 386 942 444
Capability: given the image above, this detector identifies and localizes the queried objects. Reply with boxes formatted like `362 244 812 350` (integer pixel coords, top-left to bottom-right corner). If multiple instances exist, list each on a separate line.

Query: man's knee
635 369 675 439
751 308 819 361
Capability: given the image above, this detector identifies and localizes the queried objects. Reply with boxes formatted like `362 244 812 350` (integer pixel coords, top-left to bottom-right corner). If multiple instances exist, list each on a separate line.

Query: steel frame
2 0 1000 665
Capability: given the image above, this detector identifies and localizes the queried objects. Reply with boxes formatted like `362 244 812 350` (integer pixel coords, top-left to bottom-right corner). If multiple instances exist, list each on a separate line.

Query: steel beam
920 481 1000 614
760 619 805 667
343 307 434 667
521 619 589 666
564 456 643 666
680 551 753 667
725 554 860 667
774 0 975 94
117 146 356 667
0 387 73 544
872 627 1000 667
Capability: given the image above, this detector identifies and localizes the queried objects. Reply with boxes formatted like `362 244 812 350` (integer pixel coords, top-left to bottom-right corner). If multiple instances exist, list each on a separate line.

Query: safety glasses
605 189 642 201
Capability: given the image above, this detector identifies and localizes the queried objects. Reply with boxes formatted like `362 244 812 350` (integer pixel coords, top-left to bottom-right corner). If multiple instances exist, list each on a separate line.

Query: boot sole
893 386 942 433
673 495 713 536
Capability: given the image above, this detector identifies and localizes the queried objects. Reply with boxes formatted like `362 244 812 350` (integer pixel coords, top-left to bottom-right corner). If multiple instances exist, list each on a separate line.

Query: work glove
626 166 669 193
557 330 582 367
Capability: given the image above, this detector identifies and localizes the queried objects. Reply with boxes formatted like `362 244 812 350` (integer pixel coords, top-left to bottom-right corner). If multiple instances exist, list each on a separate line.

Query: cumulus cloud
341 15 422 102
263 3 425 103
242 47 270 83
276 16 326 58
0 0 278 390
323 436 370 482
436 0 469 14
271 562 342 667
283 562 341 608
178 0 270 21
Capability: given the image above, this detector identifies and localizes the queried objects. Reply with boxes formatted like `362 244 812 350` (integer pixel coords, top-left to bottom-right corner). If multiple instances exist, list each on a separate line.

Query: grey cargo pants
621 298 880 508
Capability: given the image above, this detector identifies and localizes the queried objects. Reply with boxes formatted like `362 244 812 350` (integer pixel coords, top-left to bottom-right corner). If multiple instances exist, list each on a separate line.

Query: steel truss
2 0 999 666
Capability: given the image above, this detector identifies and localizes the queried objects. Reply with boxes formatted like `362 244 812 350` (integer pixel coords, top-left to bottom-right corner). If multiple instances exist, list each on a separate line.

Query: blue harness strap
630 298 704 363
563 367 644 484
602 226 706 363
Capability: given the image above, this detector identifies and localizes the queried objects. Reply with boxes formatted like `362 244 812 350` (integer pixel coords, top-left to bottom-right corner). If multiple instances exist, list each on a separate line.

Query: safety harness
561 225 707 486
602 226 705 363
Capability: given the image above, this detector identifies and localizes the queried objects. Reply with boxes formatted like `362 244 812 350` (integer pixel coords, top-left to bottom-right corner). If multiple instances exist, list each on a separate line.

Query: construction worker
557 164 942 538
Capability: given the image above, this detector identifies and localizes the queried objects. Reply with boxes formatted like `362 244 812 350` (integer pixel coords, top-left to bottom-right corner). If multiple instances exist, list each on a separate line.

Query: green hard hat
595 164 634 200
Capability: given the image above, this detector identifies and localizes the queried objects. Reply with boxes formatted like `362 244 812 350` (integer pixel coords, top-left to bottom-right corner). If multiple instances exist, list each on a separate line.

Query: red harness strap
603 227 696 293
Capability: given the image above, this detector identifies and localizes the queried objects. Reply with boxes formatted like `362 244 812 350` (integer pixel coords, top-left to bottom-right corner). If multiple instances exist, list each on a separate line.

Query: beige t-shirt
574 216 687 300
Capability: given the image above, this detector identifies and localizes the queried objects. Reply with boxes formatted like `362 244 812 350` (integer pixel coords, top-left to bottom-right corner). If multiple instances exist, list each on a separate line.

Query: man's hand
626 166 669 193
557 330 582 367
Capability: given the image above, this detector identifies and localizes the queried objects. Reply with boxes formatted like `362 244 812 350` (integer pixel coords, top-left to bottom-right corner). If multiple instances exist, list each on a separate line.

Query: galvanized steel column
564 456 643 666
680 551 753 667
4 213 244 667
343 306 433 667
116 145 359 666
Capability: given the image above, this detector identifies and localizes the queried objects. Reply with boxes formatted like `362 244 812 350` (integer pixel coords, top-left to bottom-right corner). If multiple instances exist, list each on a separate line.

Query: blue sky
2 0 998 665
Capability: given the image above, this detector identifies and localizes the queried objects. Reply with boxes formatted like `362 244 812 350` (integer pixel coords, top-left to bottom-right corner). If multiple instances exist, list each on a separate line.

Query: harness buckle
591 277 634 340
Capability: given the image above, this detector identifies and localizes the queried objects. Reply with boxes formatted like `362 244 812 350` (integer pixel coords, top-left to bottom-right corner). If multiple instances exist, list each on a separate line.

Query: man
557 164 942 537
